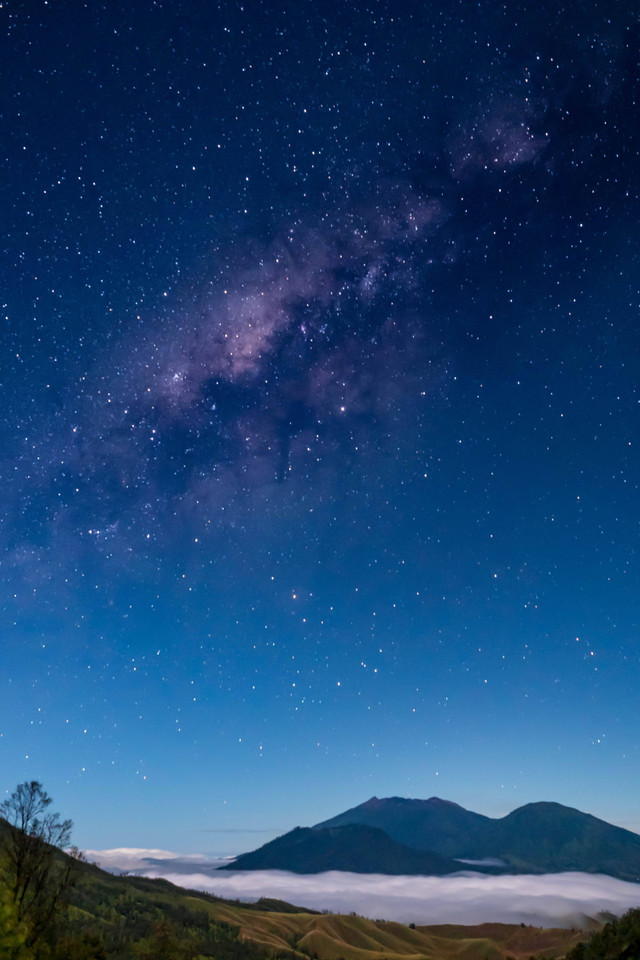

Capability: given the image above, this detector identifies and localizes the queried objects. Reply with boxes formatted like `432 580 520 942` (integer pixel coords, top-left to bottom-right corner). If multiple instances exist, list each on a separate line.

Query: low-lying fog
85 849 640 928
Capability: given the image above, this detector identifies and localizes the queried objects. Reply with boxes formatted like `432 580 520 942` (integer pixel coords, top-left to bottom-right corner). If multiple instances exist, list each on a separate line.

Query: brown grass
183 896 590 960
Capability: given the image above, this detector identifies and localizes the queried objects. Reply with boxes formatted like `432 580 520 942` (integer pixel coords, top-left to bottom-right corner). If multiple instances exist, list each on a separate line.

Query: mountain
227 797 640 881
221 823 464 874
315 795 491 855
461 801 640 878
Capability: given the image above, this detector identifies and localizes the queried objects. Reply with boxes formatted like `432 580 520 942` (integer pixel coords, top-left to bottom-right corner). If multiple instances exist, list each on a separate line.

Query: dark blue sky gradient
1 0 640 853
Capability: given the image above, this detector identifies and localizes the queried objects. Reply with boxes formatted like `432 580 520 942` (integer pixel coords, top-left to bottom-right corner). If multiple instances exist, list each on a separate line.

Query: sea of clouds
84 849 640 928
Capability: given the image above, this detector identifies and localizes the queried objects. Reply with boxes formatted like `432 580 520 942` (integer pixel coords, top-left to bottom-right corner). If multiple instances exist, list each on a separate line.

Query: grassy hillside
65 860 595 960
0 844 593 960
5 858 287 959
199 902 590 960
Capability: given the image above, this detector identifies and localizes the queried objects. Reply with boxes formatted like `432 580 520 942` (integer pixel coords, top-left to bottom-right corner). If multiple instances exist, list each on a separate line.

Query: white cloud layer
86 850 640 928
83 848 230 873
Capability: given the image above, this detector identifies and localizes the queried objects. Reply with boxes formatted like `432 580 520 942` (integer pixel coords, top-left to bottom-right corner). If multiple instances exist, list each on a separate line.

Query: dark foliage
566 909 640 960
0 781 79 952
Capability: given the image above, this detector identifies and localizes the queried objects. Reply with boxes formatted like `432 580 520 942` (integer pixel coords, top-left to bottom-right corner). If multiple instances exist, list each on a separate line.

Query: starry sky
2 0 640 856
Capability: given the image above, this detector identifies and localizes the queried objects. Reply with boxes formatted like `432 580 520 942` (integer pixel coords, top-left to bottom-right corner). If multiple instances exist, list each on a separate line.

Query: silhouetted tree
0 781 76 948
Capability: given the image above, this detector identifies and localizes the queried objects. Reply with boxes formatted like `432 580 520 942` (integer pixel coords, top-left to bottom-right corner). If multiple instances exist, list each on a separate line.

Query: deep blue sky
2 0 640 855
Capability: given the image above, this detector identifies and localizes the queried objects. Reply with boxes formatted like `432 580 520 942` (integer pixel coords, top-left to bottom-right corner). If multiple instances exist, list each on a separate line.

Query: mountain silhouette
221 823 464 875
224 797 640 881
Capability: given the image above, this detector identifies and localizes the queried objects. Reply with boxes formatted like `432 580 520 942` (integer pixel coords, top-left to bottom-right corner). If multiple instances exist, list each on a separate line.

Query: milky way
1 81 559 576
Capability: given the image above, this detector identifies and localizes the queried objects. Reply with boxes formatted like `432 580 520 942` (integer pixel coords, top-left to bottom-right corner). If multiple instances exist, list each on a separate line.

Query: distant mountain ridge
225 796 640 881
220 823 466 875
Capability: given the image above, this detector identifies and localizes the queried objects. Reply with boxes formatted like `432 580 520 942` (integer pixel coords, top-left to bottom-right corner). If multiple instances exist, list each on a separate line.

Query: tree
0 781 76 948
0 886 32 960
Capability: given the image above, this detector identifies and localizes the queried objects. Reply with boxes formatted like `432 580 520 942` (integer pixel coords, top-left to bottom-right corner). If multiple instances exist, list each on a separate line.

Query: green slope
0 838 594 960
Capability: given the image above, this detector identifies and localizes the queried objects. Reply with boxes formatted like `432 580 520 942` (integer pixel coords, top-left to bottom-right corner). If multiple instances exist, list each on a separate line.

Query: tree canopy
0 781 76 955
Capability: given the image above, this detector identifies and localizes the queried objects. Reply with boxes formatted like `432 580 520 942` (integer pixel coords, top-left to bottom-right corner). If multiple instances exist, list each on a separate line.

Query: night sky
2 0 640 856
